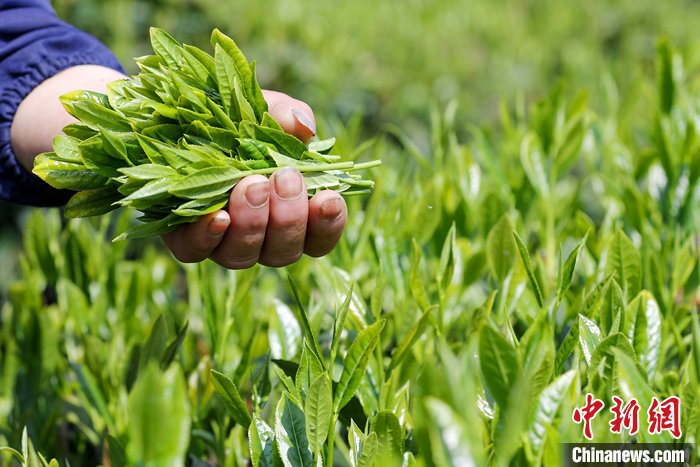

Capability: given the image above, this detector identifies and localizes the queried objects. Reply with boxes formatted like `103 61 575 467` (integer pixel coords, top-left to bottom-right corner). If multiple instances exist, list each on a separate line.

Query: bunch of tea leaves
33 28 379 240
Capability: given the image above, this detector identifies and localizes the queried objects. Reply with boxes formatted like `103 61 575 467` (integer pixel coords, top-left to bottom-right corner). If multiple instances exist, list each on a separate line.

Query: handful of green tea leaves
33 28 379 240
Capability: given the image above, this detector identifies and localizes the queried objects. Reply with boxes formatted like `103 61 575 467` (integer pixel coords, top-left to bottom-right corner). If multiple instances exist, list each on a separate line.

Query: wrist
10 65 127 172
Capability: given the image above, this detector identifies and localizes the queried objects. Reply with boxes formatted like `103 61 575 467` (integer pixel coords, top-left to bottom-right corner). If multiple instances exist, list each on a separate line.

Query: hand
162 91 348 268
11 66 343 268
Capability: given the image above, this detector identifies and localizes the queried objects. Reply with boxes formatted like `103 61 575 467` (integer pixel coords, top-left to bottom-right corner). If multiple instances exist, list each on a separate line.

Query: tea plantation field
1 1 699 465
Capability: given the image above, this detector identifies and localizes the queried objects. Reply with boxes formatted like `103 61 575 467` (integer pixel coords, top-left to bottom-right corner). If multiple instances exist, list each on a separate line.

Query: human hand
162 91 348 268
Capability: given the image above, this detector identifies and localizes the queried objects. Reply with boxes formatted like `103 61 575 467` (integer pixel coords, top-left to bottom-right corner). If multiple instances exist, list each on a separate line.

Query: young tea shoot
33 28 380 240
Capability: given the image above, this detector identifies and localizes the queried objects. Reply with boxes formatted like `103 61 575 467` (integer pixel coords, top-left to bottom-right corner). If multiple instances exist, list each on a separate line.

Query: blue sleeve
0 0 125 206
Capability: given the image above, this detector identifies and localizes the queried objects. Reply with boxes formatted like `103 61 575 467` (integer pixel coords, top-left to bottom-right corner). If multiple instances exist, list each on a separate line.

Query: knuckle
239 231 265 251
271 216 306 235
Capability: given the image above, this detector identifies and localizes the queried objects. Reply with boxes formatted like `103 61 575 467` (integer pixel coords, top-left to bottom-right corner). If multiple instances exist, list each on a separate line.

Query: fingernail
320 197 344 220
292 108 316 135
207 211 229 237
273 167 303 200
244 180 270 208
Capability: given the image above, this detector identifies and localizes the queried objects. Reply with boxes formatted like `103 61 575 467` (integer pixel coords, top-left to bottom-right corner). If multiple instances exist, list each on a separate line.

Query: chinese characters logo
572 394 681 440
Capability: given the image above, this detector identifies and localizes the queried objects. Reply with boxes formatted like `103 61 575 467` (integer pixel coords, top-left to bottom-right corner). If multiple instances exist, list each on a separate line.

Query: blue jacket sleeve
0 0 125 206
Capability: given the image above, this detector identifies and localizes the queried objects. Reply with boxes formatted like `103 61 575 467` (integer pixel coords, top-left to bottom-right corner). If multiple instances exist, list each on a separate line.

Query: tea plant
1 37 699 467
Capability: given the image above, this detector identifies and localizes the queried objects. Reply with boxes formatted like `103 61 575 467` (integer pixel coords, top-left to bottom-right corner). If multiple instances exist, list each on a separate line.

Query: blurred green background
51 0 700 128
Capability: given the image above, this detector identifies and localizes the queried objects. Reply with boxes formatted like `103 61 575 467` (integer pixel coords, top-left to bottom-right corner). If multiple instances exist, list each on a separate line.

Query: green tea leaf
0 447 24 464
519 315 555 403
113 214 193 241
578 314 603 365
387 306 434 374
21 428 42 467
330 284 354 366
513 230 545 308
479 324 520 408
287 277 325 370
149 27 185 70
308 137 336 154
272 365 303 404
410 239 430 311
605 229 641 303
79 136 124 177
625 291 662 379
139 314 168 371
304 374 332 450
295 342 324 402
348 420 365 467
214 43 241 121
161 321 188 369
615 350 670 443
357 432 378 467
62 123 98 140
371 411 403 457
33 159 108 190
106 435 128 467
437 223 458 297
275 394 313 467
656 38 676 114
52 135 83 163
692 311 700 383
99 127 129 161
554 322 579 373
597 279 625 336
232 74 257 122
422 397 477 466
526 370 577 465
486 214 516 282
171 197 228 217
127 364 191 466
210 369 252 428
587 333 637 387
180 45 217 89
65 186 121 218
558 235 587 302
60 95 131 132
520 132 550 195
248 123 306 158
118 176 180 204
168 166 242 199
119 164 179 180
334 320 385 412
211 29 266 118
249 415 276 467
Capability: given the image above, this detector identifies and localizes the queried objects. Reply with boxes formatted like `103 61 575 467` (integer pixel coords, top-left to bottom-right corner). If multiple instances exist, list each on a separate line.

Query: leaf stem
350 160 382 170
327 413 338 467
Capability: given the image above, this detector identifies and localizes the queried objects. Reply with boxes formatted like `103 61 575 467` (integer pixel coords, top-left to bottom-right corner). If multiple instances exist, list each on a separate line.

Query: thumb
262 90 316 144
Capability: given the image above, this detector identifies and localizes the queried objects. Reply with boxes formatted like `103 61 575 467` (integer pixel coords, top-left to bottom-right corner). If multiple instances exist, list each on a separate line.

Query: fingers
162 210 230 263
259 167 309 267
209 175 271 269
305 191 347 257
262 90 316 144
163 172 346 268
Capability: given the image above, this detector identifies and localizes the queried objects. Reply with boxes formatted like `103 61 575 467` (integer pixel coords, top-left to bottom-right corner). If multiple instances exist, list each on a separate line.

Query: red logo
573 394 682 440
609 396 640 435
648 396 681 439
572 393 605 440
